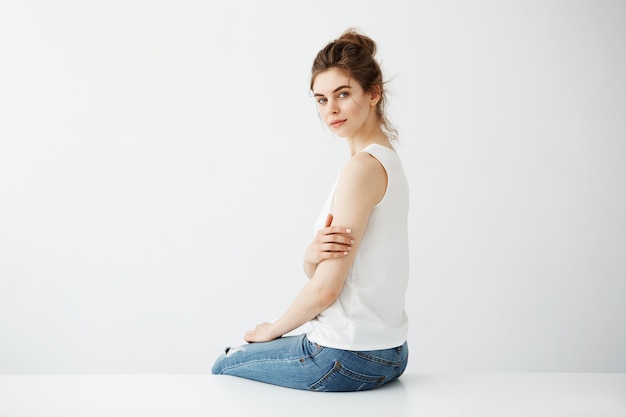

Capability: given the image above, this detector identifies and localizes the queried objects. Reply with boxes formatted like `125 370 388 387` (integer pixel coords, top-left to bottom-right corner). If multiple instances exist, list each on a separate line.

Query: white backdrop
1 0 625 374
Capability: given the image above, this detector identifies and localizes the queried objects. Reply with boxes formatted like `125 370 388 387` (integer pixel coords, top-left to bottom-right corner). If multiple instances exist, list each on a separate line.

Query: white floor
0 373 624 417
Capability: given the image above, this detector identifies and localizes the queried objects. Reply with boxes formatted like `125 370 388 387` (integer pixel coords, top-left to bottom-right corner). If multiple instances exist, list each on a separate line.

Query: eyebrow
313 85 352 97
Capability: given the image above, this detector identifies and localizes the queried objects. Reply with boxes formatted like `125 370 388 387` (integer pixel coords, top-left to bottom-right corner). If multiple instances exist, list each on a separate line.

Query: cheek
354 102 370 119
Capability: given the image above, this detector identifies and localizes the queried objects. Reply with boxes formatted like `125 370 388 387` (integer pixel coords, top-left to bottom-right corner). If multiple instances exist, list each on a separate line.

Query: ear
369 85 382 106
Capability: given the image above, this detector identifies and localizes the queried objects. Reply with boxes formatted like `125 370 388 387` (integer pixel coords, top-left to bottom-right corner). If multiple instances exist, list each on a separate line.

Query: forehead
312 68 354 94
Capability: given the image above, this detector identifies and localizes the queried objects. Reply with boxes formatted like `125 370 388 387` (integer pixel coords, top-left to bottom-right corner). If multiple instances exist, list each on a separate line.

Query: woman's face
312 68 376 138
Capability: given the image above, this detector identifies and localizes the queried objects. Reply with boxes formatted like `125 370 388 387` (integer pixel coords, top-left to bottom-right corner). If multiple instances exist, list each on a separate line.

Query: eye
316 97 327 105
338 91 349 98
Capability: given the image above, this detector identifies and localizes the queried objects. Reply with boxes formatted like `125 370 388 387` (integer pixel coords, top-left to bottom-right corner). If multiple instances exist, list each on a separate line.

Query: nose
328 99 339 115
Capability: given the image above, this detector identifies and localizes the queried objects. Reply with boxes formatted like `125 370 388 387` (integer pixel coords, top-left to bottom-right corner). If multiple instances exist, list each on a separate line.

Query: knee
212 345 245 375
211 354 228 375
211 356 223 375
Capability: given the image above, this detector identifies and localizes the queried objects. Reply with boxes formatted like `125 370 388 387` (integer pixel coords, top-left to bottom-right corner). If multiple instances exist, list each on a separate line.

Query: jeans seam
349 351 404 367
221 355 308 374
299 342 324 363
338 363 386 385
308 360 342 390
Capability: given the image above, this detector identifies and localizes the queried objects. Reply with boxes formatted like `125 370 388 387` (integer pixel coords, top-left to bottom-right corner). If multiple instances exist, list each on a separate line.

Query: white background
1 0 624 374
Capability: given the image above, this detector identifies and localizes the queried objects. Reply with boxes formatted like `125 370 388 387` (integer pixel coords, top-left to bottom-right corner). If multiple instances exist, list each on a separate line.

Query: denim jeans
211 334 408 392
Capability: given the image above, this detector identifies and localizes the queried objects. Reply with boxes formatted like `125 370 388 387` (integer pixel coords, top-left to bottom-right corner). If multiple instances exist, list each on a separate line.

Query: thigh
211 334 325 390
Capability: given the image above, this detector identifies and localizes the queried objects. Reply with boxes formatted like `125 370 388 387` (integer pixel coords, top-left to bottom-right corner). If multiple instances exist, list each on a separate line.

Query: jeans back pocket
308 360 386 392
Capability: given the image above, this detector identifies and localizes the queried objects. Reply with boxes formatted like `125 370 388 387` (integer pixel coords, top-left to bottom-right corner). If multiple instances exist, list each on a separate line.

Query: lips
329 119 346 128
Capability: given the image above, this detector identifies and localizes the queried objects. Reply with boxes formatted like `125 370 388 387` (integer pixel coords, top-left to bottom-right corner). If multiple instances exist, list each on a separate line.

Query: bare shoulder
336 152 387 206
341 152 386 182
342 152 387 178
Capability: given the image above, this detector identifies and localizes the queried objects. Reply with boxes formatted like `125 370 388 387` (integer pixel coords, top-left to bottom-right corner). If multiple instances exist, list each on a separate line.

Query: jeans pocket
308 361 386 392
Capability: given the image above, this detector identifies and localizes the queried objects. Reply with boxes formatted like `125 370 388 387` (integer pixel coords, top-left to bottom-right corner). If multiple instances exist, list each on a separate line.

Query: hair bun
338 28 377 57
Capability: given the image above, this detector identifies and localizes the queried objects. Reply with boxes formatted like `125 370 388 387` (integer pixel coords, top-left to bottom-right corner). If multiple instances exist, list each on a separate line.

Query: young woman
212 28 410 392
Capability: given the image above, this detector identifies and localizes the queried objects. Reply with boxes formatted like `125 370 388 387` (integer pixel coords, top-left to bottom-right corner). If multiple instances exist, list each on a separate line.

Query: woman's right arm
303 213 355 279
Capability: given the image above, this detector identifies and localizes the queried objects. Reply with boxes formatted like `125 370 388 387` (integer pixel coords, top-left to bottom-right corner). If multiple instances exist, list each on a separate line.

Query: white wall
1 0 624 374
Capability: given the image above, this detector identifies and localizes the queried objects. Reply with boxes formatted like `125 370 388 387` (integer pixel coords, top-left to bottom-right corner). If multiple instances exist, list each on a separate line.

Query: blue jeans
211 334 408 392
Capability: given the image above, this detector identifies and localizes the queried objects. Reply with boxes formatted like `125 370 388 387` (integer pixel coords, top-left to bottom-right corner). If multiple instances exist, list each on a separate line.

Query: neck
345 123 390 156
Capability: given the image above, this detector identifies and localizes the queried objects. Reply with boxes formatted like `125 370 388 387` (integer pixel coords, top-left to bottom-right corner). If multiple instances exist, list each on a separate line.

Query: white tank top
307 143 410 351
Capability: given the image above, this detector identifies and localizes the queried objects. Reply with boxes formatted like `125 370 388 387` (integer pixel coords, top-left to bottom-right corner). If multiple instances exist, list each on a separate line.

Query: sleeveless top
307 143 410 351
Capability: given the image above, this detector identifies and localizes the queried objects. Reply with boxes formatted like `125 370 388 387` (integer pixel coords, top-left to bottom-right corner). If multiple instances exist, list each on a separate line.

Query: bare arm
303 214 354 279
245 153 387 342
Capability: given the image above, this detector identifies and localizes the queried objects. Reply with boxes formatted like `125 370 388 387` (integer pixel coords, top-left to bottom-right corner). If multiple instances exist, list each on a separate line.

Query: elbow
317 286 341 309
310 264 348 308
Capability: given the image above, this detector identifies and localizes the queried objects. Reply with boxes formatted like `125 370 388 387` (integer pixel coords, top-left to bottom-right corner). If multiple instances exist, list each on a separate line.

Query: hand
304 214 355 266
244 322 280 343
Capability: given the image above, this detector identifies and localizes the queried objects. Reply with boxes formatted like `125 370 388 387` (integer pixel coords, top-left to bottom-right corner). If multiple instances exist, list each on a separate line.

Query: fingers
324 242 353 253
324 213 333 228
322 214 351 235
244 323 277 343
316 241 353 261
320 249 351 259
244 330 260 343
317 226 352 242
324 226 352 235
244 325 261 343
308 215 355 264
319 231 355 246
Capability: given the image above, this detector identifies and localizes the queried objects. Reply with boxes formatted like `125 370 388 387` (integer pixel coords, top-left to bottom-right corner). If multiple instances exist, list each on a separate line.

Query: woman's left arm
245 153 387 342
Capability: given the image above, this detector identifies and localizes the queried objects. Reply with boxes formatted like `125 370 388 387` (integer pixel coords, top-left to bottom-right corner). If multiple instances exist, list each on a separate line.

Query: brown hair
310 28 397 141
